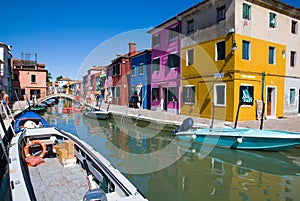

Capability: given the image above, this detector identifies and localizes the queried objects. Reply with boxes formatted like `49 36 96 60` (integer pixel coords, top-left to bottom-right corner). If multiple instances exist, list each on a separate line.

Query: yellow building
178 0 299 121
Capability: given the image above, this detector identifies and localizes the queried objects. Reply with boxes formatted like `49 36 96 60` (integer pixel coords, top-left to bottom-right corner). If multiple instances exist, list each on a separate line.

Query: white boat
84 102 110 120
9 127 148 201
84 109 110 120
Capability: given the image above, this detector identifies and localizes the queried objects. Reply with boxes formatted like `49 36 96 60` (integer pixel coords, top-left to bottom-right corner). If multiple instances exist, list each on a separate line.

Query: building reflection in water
41 106 300 201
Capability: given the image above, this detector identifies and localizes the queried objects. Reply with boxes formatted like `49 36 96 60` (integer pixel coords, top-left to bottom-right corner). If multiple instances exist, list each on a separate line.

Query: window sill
184 102 194 105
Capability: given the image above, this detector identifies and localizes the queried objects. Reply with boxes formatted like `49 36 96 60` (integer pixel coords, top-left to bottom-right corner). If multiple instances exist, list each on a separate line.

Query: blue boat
174 118 300 151
14 111 48 134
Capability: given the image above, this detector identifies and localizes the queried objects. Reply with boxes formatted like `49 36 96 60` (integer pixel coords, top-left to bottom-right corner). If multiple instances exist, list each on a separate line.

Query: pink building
12 58 47 100
148 18 181 114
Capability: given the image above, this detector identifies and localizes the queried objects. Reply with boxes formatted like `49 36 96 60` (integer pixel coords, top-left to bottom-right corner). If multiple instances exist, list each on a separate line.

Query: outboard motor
174 117 194 135
83 189 107 201
82 159 107 201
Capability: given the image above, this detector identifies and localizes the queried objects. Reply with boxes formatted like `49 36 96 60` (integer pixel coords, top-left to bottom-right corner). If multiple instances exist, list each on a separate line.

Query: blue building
130 49 152 109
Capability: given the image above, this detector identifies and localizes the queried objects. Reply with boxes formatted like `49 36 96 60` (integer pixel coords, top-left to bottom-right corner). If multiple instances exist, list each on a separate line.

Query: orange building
12 58 47 101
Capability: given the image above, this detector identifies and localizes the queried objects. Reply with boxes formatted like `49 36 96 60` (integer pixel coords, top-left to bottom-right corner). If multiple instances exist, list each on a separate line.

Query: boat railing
1 101 16 137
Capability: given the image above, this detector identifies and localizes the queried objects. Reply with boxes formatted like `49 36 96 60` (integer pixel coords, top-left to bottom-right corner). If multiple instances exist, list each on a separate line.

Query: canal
41 101 300 201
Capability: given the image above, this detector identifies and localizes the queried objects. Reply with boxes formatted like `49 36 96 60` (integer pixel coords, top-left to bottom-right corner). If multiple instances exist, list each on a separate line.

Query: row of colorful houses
82 0 300 122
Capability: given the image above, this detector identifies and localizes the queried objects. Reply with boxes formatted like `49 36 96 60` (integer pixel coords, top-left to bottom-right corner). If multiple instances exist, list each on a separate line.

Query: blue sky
1 0 299 80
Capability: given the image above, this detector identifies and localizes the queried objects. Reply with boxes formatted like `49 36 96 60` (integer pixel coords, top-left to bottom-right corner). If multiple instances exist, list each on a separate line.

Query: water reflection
41 101 300 201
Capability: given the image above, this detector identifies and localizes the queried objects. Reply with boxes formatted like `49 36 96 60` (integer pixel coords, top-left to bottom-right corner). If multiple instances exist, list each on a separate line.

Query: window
217 5 226 22
290 88 296 105
21 89 25 95
139 63 144 75
153 34 160 47
0 64 3 76
168 87 178 102
152 58 160 72
242 40 250 60
269 12 276 28
31 74 36 83
152 88 159 100
186 49 194 66
13 74 18 81
131 65 136 77
96 77 101 91
214 84 226 106
268 46 276 64
168 53 179 68
112 65 115 76
111 87 115 97
216 41 226 60
183 86 195 104
116 86 121 98
116 63 121 75
243 3 251 20
169 25 179 41
291 51 296 67
292 20 298 34
187 19 194 34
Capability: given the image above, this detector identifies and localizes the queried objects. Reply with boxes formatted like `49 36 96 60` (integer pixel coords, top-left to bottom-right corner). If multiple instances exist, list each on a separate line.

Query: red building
106 43 138 106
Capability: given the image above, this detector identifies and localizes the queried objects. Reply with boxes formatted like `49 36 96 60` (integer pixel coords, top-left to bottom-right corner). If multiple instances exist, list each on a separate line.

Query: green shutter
269 47 274 64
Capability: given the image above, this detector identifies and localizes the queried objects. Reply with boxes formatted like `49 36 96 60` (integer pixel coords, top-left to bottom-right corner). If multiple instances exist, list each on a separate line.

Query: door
266 87 276 118
162 88 168 111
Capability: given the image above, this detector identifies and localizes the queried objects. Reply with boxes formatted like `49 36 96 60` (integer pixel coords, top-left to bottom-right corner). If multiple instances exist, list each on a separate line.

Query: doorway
266 86 276 118
162 88 167 111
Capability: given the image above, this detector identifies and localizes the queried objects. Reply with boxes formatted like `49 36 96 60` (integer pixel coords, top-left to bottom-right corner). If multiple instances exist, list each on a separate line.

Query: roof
130 49 152 58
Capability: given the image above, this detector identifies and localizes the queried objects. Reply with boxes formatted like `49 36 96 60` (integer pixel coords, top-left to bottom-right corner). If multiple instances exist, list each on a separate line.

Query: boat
29 105 46 113
174 118 300 151
84 109 110 120
44 98 56 107
8 126 148 201
84 102 110 120
14 111 49 134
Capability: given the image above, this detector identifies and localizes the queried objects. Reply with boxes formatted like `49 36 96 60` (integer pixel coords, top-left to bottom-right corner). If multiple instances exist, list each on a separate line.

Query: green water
43 105 300 201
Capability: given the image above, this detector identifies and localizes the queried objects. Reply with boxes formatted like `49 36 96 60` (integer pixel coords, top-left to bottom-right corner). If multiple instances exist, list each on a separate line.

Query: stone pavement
93 102 300 133
11 100 300 133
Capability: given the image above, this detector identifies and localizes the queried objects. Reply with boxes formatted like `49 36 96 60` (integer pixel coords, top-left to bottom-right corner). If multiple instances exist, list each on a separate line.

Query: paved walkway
90 102 300 133
11 100 300 133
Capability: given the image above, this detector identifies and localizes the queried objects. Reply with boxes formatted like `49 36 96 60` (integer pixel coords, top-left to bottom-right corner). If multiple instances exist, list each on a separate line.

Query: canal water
42 102 300 201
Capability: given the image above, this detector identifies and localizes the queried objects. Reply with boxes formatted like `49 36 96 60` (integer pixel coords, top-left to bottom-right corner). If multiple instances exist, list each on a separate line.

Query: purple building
148 18 181 114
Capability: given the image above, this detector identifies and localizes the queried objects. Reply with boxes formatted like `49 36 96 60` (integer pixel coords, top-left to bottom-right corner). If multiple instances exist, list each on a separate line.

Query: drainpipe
260 71 266 130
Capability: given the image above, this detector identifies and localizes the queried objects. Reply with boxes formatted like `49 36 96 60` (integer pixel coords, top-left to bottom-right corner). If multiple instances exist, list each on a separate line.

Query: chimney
128 42 136 57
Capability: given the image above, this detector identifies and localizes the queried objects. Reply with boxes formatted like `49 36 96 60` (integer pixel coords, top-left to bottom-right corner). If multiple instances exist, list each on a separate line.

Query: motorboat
84 109 110 120
14 111 48 134
174 118 300 151
8 126 148 201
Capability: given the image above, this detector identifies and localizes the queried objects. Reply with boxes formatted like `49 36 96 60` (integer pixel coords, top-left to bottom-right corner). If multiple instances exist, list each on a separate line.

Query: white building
0 42 12 94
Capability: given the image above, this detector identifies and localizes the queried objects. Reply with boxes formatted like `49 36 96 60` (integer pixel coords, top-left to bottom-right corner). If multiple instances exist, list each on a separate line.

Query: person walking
1 90 9 117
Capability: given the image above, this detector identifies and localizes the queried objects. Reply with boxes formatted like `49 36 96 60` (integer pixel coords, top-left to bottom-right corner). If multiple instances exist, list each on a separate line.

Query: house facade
130 49 152 109
178 0 299 122
148 19 181 114
0 42 12 97
106 42 137 106
82 66 103 100
12 58 47 101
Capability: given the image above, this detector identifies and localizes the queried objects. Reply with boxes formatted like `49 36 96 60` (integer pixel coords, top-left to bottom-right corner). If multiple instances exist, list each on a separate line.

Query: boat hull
176 128 300 151
84 110 109 120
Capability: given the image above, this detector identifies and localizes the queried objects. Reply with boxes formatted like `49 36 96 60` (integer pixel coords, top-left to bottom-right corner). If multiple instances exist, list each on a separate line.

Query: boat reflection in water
175 142 300 201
